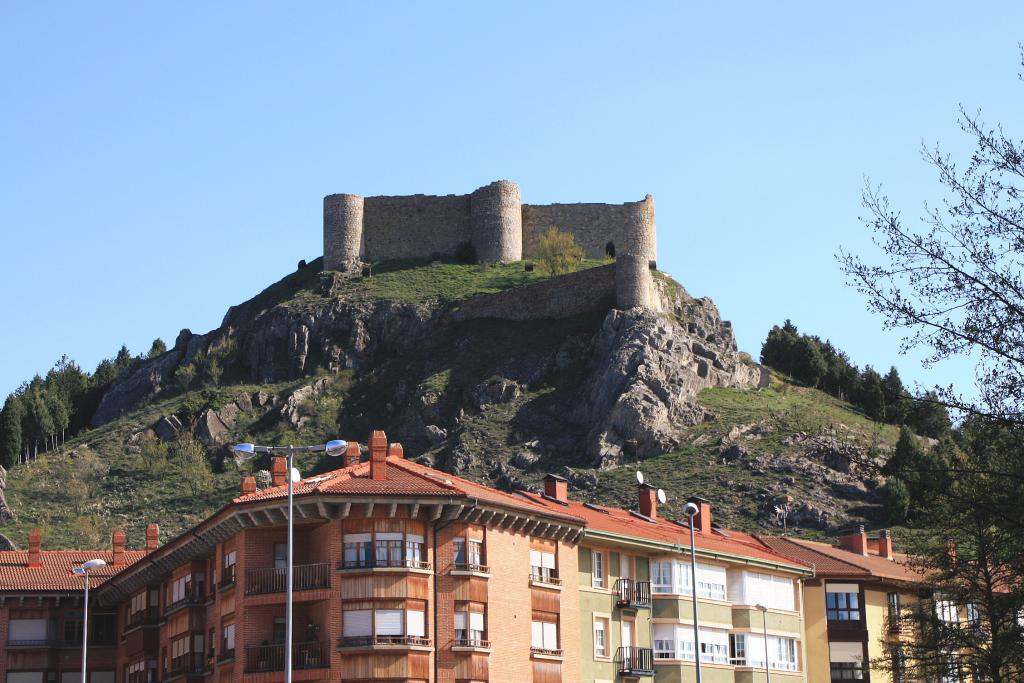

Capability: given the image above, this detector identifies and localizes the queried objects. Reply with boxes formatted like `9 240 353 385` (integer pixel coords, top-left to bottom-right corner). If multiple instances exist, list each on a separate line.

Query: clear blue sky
2 2 1019 400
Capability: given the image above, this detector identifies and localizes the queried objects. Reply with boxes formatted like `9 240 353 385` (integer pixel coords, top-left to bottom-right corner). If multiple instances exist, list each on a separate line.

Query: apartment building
80 431 585 683
0 528 155 683
763 527 923 683
516 476 814 683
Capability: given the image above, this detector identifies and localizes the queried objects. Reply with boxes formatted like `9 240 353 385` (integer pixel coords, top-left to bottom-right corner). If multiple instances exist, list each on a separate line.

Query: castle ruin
323 180 658 309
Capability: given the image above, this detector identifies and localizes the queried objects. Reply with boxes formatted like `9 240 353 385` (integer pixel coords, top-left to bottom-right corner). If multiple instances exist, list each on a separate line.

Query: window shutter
224 624 235 649
406 534 424 544
542 622 557 649
469 612 484 632
375 609 403 636
531 621 543 648
376 532 403 541
343 610 371 637
829 641 864 663
541 552 555 570
826 582 860 594
8 674 45 683
406 610 425 637
91 673 115 683
9 619 49 640
344 533 372 544
454 612 467 631
530 550 542 568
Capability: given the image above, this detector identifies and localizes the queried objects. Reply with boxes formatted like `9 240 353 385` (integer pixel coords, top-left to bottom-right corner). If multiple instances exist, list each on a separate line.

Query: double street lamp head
230 439 348 468
72 559 107 575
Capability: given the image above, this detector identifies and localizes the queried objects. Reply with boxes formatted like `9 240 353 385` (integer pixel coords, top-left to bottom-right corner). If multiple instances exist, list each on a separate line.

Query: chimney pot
838 525 869 556
370 430 388 480
145 523 160 552
689 496 713 534
387 443 404 459
343 441 360 467
240 475 257 495
271 456 288 487
27 529 42 568
543 474 568 503
112 529 127 566
639 485 658 520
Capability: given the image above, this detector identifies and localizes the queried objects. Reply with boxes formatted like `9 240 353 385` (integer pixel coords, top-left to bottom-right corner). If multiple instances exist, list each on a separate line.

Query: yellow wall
865 587 889 682
802 582 831 683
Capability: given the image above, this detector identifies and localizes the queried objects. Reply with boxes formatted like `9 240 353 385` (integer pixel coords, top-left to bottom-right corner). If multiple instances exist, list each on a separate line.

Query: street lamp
755 603 771 683
72 558 107 683
230 440 347 683
682 502 702 683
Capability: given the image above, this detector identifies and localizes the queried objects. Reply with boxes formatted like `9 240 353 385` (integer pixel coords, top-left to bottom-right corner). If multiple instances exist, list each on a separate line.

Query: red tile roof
760 536 924 585
233 456 585 524
514 490 809 572
0 550 148 592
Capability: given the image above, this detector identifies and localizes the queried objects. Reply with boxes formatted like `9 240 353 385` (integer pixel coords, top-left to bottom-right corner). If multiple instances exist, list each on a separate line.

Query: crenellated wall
322 180 659 310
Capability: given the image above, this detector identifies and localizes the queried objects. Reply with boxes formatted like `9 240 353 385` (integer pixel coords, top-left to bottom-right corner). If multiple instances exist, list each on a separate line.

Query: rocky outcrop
0 465 13 523
575 299 762 467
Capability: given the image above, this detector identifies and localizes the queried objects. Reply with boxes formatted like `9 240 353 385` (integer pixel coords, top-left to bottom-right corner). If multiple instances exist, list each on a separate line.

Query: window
592 550 605 588
695 563 727 600
652 625 731 664
936 596 959 624
652 560 673 594
699 629 730 664
273 543 287 569
530 549 558 583
343 533 373 568
92 614 116 644
593 617 608 658
829 641 865 680
826 584 862 622
63 616 83 643
729 633 747 665
649 559 727 599
376 533 403 567
222 551 237 585
736 572 795 610
453 538 484 570
455 607 486 646
891 645 906 683
343 610 372 641
169 575 191 604
223 550 236 569
222 623 235 657
405 534 425 567
940 652 963 683
530 619 559 653
887 591 901 628
8 618 50 643
129 592 147 615
966 603 980 628
341 608 427 645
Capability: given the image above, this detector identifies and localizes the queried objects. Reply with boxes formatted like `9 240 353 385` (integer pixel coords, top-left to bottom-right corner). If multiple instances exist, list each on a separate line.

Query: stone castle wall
323 180 658 309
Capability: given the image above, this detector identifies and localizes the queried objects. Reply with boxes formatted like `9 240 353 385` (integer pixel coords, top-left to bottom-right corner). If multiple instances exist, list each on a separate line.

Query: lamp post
230 440 347 683
682 502 702 683
755 603 771 683
72 559 107 683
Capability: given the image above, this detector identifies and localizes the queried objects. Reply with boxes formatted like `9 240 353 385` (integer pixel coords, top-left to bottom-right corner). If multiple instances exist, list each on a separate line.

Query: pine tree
858 366 886 421
881 366 910 425
907 391 951 438
147 338 167 359
0 394 24 469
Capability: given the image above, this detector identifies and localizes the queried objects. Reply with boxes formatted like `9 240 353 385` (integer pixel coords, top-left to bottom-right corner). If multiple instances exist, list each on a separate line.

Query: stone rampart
361 194 472 261
521 195 656 263
447 264 617 322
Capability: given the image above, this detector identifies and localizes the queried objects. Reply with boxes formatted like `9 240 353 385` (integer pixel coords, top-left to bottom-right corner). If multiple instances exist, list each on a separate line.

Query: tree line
760 319 950 436
0 339 166 468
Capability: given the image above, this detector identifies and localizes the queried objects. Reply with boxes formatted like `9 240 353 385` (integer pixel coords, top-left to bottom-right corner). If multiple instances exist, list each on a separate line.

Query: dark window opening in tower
605 241 616 259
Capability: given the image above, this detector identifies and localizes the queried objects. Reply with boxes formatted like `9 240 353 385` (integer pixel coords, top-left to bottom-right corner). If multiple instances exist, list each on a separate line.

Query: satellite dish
635 470 645 485
290 467 301 483
657 488 667 504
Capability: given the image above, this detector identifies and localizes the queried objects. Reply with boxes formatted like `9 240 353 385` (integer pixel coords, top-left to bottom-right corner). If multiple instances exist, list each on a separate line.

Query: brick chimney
27 529 42 568
343 441 360 467
689 496 713 535
271 456 288 487
946 539 957 566
877 529 894 560
544 474 568 503
387 443 404 459
370 430 388 481
240 475 257 496
838 525 869 556
145 523 160 552
111 529 127 566
639 485 658 520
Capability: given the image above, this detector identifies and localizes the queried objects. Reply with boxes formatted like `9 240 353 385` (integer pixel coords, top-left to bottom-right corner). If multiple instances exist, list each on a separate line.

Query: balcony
6 638 57 648
615 579 652 609
245 641 326 672
218 647 236 663
530 646 564 657
165 589 207 616
245 563 330 595
617 647 655 677
529 571 563 587
338 635 432 649
452 562 490 574
339 557 432 571
125 607 161 630
165 652 208 679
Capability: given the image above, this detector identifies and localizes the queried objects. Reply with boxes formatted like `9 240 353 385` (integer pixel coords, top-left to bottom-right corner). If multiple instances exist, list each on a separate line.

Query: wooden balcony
244 641 326 673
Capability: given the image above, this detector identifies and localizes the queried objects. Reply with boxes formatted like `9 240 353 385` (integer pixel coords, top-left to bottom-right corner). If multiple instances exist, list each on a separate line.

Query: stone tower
469 180 522 263
323 193 365 270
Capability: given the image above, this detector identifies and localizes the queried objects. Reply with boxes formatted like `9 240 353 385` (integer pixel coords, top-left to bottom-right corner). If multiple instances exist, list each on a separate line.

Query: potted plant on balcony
304 620 322 667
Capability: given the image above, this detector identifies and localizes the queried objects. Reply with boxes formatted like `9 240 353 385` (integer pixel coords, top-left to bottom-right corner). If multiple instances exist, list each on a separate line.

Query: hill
0 258 903 549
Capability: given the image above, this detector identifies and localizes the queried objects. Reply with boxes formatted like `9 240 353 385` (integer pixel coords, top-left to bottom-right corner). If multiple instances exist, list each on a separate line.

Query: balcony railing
218 647 235 662
165 652 207 678
530 646 564 657
615 579 652 609
220 565 236 589
529 571 562 586
165 588 206 614
453 637 491 648
617 647 655 676
7 638 57 648
127 671 152 683
125 607 160 629
338 635 432 648
453 563 490 573
339 557 432 571
245 562 330 595
245 641 326 672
